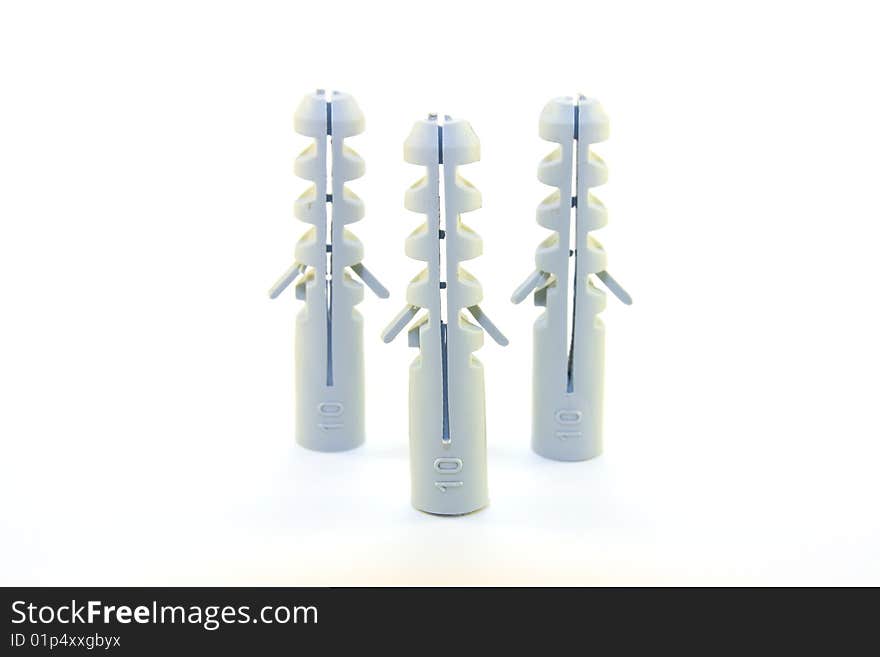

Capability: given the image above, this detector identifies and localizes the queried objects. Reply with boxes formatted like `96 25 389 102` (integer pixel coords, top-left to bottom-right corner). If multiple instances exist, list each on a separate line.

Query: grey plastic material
383 115 507 515
512 96 630 462
269 90 387 452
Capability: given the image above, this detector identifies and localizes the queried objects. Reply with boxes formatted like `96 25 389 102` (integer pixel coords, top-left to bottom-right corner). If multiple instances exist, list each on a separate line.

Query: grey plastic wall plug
382 114 508 515
269 90 388 452
511 95 630 462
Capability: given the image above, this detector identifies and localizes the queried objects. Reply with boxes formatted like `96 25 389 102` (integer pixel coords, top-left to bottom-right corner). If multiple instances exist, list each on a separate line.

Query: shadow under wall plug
382 114 508 515
269 90 388 452
512 95 631 462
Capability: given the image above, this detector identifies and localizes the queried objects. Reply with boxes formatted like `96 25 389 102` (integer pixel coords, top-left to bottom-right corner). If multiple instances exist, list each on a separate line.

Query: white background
1 0 878 585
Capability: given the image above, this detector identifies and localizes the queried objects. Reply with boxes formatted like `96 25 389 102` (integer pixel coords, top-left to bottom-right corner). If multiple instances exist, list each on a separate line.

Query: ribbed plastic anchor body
512 96 629 462
270 90 387 452
383 116 507 514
